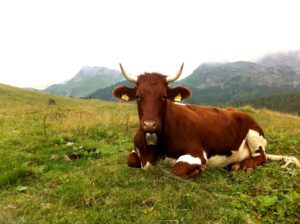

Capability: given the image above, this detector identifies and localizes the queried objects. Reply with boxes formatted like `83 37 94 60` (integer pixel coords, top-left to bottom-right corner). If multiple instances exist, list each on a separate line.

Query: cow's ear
167 86 191 102
112 86 136 101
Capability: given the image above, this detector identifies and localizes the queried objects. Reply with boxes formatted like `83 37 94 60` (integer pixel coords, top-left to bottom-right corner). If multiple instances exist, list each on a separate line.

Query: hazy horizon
1 49 300 90
1 0 300 89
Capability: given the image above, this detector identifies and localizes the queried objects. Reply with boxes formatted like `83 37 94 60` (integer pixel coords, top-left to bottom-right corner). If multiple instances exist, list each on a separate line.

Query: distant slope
184 83 297 106
44 66 123 97
230 91 300 114
87 80 134 101
0 83 73 107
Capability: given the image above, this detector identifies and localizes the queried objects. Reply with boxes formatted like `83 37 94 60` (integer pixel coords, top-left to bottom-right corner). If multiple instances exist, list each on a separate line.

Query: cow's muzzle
142 120 158 132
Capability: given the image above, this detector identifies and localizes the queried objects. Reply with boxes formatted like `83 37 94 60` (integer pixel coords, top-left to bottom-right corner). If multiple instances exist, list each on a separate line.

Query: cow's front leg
127 151 141 168
172 154 207 178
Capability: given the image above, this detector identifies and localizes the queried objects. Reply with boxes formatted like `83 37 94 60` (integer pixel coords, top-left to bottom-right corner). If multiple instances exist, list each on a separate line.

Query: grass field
0 83 299 224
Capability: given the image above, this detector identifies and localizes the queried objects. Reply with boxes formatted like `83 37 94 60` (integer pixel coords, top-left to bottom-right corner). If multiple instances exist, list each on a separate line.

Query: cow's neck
160 101 196 158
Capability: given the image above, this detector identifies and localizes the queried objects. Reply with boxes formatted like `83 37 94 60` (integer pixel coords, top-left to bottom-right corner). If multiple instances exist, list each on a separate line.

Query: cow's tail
265 154 300 168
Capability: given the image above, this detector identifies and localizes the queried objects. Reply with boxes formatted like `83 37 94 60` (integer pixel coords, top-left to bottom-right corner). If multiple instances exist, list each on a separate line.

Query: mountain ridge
87 52 300 106
43 50 300 106
179 60 300 88
44 66 123 97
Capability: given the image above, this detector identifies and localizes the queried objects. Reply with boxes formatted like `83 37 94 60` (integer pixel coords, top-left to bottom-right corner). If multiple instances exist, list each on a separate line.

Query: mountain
176 60 300 105
44 66 123 97
179 61 300 88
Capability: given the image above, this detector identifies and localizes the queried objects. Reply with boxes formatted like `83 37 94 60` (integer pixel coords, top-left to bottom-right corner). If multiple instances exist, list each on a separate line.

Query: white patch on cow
174 102 186 106
203 151 208 161
246 129 267 153
207 140 248 167
251 152 261 157
206 129 267 168
142 161 151 170
176 154 201 165
206 155 228 167
236 139 251 161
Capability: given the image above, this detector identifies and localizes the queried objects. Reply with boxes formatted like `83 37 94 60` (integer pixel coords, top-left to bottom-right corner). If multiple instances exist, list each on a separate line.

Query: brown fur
172 162 207 178
163 103 264 159
127 152 141 168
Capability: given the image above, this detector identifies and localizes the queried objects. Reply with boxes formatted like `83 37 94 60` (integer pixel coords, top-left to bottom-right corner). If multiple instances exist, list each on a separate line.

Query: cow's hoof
127 152 141 168
231 163 241 171
199 165 207 172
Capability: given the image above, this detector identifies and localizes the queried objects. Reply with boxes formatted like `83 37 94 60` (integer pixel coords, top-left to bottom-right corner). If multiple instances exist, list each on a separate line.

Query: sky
0 0 300 89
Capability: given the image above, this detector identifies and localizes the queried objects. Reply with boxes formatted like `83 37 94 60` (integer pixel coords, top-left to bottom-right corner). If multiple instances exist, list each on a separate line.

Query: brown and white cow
113 64 300 178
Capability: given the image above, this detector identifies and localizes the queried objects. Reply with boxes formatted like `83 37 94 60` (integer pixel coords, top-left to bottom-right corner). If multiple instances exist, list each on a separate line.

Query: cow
112 64 300 178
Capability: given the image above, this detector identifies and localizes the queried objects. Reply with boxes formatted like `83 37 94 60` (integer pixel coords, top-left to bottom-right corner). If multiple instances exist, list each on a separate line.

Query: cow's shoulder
185 104 231 116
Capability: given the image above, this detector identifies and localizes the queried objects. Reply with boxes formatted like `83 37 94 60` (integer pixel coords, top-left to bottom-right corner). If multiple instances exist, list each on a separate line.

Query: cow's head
113 64 191 145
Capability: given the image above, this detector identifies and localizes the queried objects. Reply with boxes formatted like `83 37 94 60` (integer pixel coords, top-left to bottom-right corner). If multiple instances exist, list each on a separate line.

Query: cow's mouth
145 132 158 146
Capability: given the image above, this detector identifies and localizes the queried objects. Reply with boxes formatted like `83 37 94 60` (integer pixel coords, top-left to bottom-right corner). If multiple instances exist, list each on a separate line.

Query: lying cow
113 64 300 178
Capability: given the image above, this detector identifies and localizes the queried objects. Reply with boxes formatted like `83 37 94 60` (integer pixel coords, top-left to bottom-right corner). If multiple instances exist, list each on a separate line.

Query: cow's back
186 104 263 137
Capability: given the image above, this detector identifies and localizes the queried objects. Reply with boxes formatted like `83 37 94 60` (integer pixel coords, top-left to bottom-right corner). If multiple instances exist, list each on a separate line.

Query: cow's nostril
143 120 157 130
152 120 157 128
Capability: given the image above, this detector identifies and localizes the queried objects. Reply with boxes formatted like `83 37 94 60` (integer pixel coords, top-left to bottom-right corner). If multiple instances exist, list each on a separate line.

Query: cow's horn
166 63 184 83
119 63 137 83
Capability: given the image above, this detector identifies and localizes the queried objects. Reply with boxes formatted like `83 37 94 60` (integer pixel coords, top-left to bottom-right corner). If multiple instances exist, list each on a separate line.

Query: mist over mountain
44 66 123 97
258 50 300 74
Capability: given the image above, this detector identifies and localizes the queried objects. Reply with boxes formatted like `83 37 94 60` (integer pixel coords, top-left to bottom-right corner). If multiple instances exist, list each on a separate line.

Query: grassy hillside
0 84 299 223
231 91 300 115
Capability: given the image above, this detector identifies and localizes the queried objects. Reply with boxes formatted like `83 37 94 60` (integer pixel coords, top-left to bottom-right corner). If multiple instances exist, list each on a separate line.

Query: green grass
0 84 299 223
